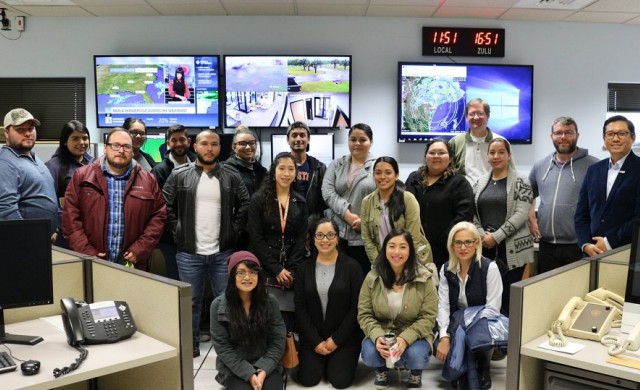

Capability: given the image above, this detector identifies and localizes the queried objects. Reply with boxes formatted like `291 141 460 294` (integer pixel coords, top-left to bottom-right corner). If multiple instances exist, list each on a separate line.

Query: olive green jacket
357 265 438 349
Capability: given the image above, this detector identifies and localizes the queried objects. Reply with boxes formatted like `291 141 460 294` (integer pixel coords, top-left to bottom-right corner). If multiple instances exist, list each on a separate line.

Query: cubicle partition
507 245 633 389
89 260 192 390
4 247 193 390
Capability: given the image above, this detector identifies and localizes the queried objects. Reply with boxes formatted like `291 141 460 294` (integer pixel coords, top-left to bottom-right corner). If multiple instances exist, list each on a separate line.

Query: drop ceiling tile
222 3 294 15
81 4 161 16
442 0 519 7
296 0 368 4
71 0 148 5
434 6 508 19
564 11 637 23
499 9 575 21
366 5 437 17
153 4 226 15
583 0 640 13
7 5 94 16
370 0 440 4
298 4 365 16
513 0 596 10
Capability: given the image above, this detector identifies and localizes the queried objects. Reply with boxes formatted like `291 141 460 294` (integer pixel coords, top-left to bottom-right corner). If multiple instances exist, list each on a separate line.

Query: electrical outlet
15 16 24 32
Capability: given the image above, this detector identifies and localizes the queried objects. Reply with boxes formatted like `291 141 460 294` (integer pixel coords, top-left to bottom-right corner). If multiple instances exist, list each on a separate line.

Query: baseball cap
4 108 41 129
227 251 261 274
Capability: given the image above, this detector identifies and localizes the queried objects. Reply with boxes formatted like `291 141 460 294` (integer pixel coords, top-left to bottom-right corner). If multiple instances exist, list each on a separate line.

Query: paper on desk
538 341 585 354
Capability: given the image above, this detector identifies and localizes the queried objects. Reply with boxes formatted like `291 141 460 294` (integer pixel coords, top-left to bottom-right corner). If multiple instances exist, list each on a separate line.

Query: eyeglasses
106 143 133 152
129 131 146 138
453 239 476 248
467 112 486 118
236 270 260 278
235 141 257 148
314 232 337 240
552 130 576 137
604 131 631 140
427 151 449 157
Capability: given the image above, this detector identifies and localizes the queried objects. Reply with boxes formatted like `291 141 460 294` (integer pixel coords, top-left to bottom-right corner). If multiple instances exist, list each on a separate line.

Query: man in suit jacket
575 115 640 257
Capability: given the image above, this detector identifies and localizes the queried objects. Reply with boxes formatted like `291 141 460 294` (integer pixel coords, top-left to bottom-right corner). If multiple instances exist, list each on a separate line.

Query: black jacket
222 154 268 196
406 171 475 270
294 252 364 350
247 190 308 278
163 162 250 254
151 150 197 189
297 155 328 226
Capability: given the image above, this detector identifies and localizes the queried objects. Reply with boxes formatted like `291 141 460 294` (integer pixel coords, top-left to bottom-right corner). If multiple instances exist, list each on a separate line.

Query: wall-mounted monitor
224 55 351 129
271 133 335 166
94 55 220 129
398 62 534 144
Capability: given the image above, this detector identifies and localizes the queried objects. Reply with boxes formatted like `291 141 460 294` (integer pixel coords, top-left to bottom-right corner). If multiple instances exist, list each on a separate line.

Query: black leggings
339 240 371 276
296 345 361 389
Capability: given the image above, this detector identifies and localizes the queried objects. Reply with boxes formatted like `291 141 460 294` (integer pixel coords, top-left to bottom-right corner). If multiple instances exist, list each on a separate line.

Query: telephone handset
60 297 137 346
601 322 640 356
547 296 618 347
585 288 624 326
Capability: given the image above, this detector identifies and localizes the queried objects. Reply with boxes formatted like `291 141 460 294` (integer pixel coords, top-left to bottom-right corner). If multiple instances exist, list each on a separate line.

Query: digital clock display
422 27 505 57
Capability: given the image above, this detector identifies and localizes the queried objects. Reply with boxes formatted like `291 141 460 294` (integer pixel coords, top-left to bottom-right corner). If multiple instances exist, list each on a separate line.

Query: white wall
5 15 640 177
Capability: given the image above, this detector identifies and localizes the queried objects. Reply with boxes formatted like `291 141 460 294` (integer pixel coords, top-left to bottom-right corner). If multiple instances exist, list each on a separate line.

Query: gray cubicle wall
89 260 192 390
5 248 192 390
507 245 631 389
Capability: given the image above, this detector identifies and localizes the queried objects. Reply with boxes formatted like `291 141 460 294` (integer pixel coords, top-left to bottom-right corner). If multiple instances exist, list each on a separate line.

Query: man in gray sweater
528 116 598 273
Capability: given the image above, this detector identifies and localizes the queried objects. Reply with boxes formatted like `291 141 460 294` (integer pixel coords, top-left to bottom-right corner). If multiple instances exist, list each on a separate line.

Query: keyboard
0 351 17 374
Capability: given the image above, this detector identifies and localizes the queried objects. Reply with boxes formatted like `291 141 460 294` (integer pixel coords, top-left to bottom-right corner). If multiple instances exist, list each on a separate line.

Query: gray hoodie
529 147 599 244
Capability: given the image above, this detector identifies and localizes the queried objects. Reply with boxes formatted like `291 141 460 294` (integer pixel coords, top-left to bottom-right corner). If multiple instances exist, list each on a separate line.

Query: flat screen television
94 55 220 129
270 133 335 166
224 55 351 129
0 219 52 345
398 62 534 144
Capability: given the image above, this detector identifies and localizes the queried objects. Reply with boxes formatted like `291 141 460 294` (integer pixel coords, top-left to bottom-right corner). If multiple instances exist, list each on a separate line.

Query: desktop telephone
547 291 621 347
602 322 640 356
60 297 137 346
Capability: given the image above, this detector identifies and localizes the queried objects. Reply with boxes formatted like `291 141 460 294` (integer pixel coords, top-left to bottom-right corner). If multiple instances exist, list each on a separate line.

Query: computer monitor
0 219 52 345
623 220 640 333
270 133 334 166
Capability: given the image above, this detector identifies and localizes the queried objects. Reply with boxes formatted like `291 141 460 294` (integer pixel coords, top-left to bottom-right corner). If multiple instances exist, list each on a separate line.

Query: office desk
522 333 640 387
3 317 177 390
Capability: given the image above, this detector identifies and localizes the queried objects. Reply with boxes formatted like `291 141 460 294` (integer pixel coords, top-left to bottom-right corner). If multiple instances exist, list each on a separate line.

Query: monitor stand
0 307 43 345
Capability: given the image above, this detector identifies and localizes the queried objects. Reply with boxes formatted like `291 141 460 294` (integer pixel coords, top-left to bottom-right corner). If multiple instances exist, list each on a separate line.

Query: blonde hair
446 221 483 273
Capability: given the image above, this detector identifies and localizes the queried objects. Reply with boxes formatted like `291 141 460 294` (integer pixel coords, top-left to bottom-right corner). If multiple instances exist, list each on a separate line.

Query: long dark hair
417 138 457 185
173 67 186 95
225 260 269 347
374 156 405 225
261 152 298 216
56 120 90 197
374 229 418 289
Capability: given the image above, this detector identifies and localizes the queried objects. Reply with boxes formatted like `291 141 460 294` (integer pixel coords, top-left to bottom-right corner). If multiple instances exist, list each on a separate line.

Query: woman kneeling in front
210 251 286 390
358 229 438 389
435 222 503 390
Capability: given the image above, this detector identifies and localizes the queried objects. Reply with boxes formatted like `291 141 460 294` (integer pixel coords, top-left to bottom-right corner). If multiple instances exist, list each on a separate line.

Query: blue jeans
360 338 430 370
158 242 179 280
177 249 231 353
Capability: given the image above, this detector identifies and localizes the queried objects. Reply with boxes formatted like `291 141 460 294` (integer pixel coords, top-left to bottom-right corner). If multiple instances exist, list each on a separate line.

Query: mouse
21 360 41 376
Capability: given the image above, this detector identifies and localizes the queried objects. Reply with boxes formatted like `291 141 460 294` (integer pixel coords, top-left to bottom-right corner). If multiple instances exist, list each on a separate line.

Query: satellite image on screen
96 64 165 105
402 76 465 133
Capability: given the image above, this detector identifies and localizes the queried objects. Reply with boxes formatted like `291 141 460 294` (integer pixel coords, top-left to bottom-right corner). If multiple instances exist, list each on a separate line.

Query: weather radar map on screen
224 55 351 129
95 55 219 128
399 62 533 144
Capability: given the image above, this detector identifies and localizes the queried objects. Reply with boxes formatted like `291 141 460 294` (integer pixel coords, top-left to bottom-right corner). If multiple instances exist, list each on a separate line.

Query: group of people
1 98 639 389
